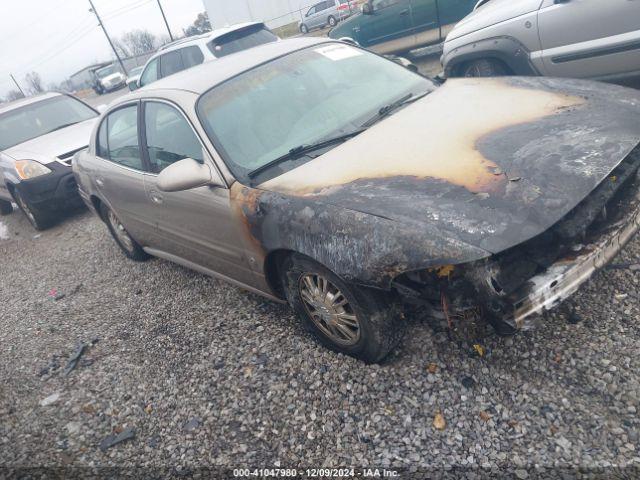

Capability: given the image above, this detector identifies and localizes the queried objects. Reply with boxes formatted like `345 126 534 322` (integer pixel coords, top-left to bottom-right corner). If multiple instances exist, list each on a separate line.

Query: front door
360 0 414 53
537 0 640 79
140 100 251 281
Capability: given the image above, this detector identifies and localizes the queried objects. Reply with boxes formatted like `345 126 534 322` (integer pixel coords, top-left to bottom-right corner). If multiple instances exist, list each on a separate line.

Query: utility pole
87 0 128 75
156 0 174 42
9 74 25 97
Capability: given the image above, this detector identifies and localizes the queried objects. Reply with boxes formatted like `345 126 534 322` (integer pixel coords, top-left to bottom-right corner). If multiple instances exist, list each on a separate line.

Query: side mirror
128 81 139 92
157 158 214 192
96 104 108 113
362 3 372 14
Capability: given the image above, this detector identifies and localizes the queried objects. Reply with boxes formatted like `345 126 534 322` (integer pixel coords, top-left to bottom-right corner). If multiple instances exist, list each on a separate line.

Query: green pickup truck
328 0 477 54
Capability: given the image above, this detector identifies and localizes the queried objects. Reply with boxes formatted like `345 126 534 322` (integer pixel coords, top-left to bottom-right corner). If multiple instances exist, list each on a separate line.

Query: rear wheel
13 189 53 230
282 254 404 363
300 23 309 34
0 199 13 215
101 204 150 261
461 58 508 77
328 15 337 27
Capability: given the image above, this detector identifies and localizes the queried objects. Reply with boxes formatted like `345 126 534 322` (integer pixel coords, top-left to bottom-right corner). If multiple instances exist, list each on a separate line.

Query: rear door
537 0 640 79
93 102 155 245
434 0 477 39
140 100 249 279
361 0 414 53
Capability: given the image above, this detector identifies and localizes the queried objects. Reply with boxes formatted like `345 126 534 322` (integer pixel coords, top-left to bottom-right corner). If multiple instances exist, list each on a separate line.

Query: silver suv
299 0 358 34
442 0 640 81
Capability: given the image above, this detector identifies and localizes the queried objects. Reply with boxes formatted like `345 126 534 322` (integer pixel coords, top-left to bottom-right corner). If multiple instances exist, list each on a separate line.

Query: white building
203 0 310 30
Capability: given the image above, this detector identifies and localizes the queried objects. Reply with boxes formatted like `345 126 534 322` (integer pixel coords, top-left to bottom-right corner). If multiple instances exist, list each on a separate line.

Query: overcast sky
0 0 206 96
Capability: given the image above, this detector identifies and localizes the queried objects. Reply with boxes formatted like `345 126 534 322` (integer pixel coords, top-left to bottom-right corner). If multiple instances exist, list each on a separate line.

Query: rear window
207 25 278 58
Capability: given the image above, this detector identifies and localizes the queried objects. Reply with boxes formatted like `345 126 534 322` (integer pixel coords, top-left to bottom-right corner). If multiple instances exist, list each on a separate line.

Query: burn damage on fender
232 77 640 332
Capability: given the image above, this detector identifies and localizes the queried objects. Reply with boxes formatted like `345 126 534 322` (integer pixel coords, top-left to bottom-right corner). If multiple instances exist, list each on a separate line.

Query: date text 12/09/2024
232 468 400 477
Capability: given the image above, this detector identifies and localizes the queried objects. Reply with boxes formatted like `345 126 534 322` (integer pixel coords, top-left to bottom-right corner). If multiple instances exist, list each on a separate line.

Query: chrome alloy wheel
107 210 134 252
299 273 361 346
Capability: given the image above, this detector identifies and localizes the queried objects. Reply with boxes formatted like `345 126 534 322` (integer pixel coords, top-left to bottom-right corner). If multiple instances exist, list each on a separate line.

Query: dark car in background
329 0 477 54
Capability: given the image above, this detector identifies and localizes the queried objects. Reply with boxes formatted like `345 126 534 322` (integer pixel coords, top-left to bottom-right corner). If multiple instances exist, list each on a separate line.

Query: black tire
0 199 13 215
282 254 405 363
100 203 150 261
461 58 508 77
328 15 337 27
300 23 309 34
13 188 53 231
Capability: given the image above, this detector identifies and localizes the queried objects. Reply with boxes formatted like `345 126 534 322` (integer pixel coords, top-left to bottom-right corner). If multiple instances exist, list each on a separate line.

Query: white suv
136 23 279 89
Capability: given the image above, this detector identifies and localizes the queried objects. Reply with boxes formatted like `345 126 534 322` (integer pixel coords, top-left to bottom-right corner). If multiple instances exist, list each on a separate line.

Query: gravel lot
2 186 640 477
2 59 640 477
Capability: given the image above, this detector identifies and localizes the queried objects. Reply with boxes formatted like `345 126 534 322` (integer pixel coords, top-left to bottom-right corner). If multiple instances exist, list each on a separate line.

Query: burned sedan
74 38 640 363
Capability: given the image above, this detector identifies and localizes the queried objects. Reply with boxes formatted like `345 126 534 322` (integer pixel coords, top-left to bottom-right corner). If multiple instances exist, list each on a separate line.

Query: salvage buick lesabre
74 38 640 362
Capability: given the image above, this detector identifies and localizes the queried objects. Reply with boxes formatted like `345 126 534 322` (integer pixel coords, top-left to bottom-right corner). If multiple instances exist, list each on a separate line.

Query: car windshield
197 43 434 183
0 95 97 150
96 65 117 78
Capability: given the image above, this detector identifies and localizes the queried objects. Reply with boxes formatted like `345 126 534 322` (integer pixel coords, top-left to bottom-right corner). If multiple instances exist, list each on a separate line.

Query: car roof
156 22 265 54
0 92 62 115
136 37 334 97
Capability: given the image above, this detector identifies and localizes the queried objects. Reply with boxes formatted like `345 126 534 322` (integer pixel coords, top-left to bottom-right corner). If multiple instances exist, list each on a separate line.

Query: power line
6 16 97 75
87 0 128 75
101 0 154 21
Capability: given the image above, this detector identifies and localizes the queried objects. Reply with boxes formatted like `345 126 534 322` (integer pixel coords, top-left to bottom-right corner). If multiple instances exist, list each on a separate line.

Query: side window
159 50 185 78
105 105 143 170
316 2 327 12
144 102 204 174
139 58 159 87
96 119 108 158
306 5 316 15
181 46 205 69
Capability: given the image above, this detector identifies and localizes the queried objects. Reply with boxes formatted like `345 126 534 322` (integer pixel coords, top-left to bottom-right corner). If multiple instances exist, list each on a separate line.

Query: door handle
150 192 164 204
399 8 410 15
96 178 104 188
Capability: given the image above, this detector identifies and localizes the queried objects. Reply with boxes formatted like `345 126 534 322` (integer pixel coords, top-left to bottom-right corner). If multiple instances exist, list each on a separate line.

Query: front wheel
101 204 150 261
328 15 337 27
282 254 404 363
13 189 53 230
0 199 13 215
461 58 509 77
300 23 309 34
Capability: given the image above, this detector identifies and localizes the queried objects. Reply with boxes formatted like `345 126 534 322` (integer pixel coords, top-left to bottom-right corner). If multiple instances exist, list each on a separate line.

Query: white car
137 23 279 88
0 93 99 230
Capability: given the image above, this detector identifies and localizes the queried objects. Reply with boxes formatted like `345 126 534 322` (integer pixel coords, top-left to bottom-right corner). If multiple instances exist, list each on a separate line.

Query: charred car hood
261 77 640 256
4 119 96 164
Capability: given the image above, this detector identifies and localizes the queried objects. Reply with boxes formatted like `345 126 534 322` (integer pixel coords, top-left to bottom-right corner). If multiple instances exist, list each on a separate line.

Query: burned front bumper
508 194 640 329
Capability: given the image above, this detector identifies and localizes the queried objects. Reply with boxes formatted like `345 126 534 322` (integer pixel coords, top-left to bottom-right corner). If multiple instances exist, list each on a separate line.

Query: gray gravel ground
1 195 640 478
